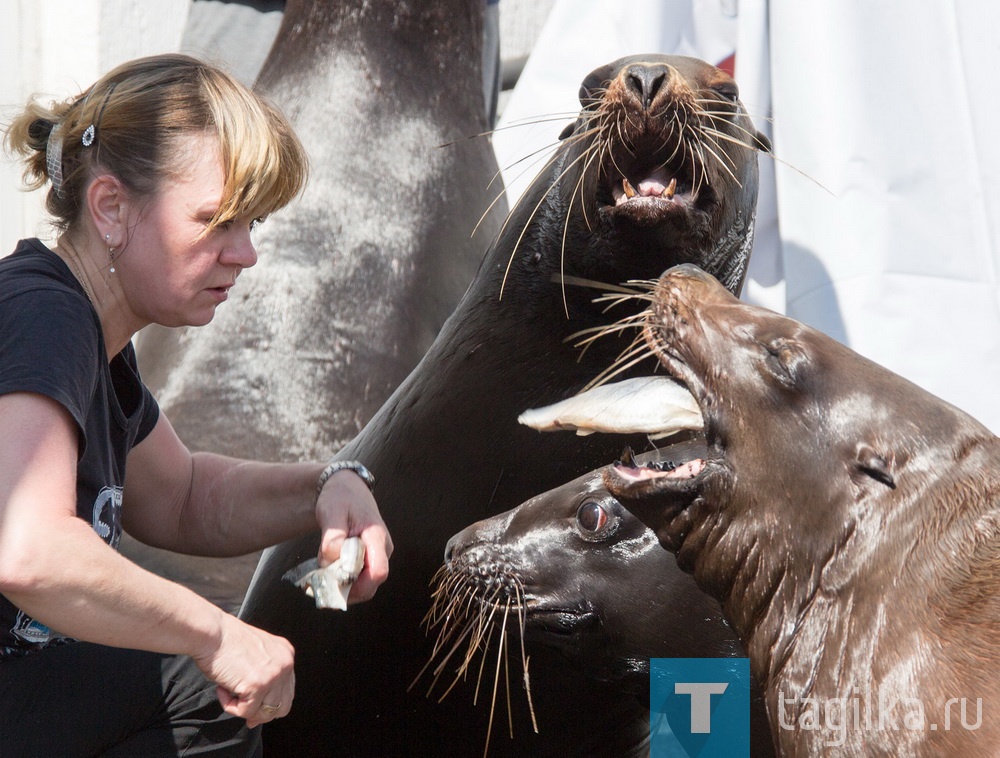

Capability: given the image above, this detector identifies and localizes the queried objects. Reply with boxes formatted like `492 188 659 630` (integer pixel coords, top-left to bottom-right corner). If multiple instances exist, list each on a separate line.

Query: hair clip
46 122 65 198
82 124 96 147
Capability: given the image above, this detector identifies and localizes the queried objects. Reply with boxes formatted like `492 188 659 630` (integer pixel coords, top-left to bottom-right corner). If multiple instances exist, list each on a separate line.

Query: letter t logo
674 682 729 733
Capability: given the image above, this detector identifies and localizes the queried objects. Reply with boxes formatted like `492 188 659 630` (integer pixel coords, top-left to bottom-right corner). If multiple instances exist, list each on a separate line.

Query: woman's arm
0 391 295 726
122 411 391 602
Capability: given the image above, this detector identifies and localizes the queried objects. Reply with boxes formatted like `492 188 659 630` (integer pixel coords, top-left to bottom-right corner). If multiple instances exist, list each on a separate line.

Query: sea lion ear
754 130 772 154
558 121 578 141
855 445 895 489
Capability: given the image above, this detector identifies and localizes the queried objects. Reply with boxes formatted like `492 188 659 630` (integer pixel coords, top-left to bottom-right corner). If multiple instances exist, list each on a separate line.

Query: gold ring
260 702 281 715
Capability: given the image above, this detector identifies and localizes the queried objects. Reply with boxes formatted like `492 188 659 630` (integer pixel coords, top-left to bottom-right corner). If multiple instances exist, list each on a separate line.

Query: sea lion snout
620 62 676 110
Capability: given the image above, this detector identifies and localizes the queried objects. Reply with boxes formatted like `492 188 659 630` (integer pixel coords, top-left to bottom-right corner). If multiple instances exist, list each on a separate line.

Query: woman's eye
249 217 264 233
576 501 609 533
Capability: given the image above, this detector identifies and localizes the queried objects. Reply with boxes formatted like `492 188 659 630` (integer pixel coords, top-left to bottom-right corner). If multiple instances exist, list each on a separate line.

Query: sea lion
424 443 776 757
241 55 770 755
549 264 1000 755
128 0 507 611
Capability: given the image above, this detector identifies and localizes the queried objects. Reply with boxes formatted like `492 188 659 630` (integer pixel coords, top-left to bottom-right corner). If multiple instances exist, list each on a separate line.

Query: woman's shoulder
1 238 77 289
1 238 93 314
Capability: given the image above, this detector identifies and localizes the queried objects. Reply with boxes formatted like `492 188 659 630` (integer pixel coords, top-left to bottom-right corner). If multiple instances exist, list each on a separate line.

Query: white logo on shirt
92 485 124 548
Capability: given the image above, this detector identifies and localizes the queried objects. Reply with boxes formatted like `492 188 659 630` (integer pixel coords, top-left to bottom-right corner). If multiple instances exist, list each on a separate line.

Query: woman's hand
192 613 296 728
315 470 393 604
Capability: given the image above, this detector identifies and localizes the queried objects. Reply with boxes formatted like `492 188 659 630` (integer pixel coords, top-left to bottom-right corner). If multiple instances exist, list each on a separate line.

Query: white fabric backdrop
492 0 1000 433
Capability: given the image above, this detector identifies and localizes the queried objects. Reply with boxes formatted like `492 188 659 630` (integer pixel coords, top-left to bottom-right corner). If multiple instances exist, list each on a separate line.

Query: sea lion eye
763 338 802 384
711 80 739 103
576 500 610 533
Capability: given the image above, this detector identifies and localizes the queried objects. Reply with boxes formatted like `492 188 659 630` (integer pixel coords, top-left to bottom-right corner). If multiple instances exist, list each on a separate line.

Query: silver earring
106 235 116 274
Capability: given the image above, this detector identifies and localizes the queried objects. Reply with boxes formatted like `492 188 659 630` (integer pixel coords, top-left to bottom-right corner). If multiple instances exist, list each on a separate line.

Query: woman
0 54 392 756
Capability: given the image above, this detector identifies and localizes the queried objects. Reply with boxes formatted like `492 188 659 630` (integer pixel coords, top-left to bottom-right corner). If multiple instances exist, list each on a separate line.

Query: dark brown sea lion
424 443 776 757
572 264 1000 755
240 56 770 755
128 0 507 611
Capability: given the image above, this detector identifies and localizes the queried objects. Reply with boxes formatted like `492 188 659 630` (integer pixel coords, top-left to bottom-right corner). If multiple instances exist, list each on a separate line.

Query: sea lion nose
443 535 456 562
624 63 672 109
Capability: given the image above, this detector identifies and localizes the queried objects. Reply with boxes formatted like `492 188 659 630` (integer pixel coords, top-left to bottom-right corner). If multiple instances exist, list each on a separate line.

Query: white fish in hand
283 537 366 611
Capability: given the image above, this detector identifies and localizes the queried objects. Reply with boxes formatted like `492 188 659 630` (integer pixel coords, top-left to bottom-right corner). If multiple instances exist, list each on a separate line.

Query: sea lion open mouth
574 56 757 231
519 371 710 500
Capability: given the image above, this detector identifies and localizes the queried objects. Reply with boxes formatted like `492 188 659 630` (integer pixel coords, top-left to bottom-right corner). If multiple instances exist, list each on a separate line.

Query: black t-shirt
0 238 160 658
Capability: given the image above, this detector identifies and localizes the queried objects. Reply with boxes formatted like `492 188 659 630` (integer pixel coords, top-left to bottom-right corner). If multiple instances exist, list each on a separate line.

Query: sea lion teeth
664 177 677 199
518 376 703 437
282 537 366 611
618 446 638 467
622 177 637 199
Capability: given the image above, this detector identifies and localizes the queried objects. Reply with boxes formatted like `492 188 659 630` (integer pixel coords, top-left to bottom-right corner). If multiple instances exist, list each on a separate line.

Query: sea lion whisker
431 592 475 668
566 314 647 345
422 574 457 628
605 334 654 374
426 587 476 656
415 618 478 696
579 139 608 232
500 149 603 301
758 150 836 196
622 277 660 290
481 605 510 758
503 606 515 741
491 150 562 254
699 140 740 186
685 138 703 194
471 591 504 650
426 615 465 663
661 127 685 169
623 112 641 147
471 609 501 705
569 140 604 234
559 147 605 316
614 117 628 158
551 274 645 295
513 581 538 733
567 309 648 346
583 345 658 391
431 123 553 151
591 294 656 313
607 136 632 184
425 574 469 627
432 599 501 702
701 125 758 155
592 290 656 308
433 635 486 704
438 113 588 150
569 319 647 353
465 118 606 237
473 179 520 238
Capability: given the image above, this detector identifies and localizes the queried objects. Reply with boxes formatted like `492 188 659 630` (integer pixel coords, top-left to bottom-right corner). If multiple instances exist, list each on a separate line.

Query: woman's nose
223 227 258 269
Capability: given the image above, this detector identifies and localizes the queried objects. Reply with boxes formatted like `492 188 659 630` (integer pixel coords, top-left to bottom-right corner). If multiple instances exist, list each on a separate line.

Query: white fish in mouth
518 376 703 439
283 537 366 611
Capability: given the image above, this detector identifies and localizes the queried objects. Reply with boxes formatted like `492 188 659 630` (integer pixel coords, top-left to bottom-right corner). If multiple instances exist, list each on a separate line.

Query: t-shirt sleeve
0 288 101 436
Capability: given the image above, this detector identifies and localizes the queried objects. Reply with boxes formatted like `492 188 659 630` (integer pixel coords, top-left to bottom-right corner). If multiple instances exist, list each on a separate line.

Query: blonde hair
3 53 308 233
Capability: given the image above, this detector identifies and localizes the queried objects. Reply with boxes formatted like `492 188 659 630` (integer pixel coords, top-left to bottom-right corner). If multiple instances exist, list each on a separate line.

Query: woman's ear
86 174 128 245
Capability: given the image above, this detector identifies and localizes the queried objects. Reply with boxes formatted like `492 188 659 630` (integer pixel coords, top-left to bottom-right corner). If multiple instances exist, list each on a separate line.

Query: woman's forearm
0 514 227 659
174 453 326 557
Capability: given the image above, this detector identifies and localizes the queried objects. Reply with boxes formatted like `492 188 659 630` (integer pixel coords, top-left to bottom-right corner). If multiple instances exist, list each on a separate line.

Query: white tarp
493 0 1000 433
